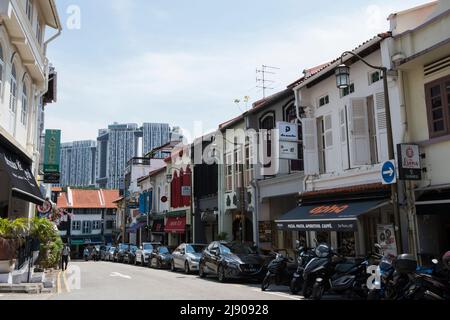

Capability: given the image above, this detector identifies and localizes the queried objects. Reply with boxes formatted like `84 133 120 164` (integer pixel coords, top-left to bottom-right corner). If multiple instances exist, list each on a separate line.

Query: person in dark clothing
61 244 71 271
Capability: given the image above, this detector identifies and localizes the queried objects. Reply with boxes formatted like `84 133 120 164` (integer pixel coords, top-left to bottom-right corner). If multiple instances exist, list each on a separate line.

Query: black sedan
113 243 130 263
199 241 269 283
149 246 172 269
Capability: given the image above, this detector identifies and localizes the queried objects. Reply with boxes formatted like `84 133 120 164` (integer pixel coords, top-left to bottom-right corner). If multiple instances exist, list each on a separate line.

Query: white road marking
110 272 132 279
252 288 303 300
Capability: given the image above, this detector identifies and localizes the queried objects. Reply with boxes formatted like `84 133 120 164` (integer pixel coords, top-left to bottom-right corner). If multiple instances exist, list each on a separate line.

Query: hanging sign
397 144 422 181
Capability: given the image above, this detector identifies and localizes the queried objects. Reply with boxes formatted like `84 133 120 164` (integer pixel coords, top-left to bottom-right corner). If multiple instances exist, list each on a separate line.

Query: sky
45 0 430 143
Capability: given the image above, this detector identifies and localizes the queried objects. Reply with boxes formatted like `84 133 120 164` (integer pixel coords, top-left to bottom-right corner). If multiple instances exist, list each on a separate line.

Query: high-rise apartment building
142 123 170 157
59 141 97 187
96 123 142 189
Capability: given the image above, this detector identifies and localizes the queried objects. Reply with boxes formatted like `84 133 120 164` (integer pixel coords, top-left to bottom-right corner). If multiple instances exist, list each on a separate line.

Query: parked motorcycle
261 253 297 291
290 246 315 295
401 253 450 300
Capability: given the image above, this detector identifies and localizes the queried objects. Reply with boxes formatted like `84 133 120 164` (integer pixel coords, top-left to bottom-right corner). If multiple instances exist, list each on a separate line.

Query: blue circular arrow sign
382 161 396 184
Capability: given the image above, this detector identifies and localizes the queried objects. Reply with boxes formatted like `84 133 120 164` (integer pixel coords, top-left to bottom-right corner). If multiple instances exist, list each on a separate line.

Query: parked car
171 243 207 273
199 241 269 283
105 246 116 262
149 246 172 269
100 245 111 261
123 245 138 264
113 243 130 263
135 242 161 266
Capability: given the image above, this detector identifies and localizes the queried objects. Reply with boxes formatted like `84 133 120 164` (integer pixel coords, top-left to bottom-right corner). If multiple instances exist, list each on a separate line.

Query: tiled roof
57 189 119 209
292 33 391 89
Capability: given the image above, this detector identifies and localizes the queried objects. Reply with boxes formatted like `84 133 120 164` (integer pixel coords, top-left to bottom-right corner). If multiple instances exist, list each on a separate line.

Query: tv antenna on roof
256 65 280 99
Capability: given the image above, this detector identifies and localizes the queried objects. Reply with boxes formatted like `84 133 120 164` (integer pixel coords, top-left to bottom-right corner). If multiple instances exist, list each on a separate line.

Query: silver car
135 242 161 266
105 247 116 262
170 243 207 273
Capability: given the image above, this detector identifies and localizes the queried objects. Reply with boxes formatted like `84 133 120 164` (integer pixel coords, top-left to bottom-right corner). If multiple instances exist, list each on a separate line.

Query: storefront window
316 231 331 245
337 232 356 257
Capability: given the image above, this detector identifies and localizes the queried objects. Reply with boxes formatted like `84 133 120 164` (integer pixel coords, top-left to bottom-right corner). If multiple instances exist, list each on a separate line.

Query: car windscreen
130 246 138 252
221 243 258 254
159 247 170 254
143 244 153 250
119 244 129 250
186 245 206 253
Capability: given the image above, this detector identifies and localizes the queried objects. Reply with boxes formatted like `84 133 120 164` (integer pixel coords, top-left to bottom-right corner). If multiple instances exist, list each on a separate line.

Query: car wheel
199 263 206 278
218 266 227 283
184 261 190 274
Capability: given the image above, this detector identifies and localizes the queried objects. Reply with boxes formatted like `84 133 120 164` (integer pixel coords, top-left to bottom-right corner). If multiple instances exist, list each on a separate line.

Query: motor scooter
261 253 296 291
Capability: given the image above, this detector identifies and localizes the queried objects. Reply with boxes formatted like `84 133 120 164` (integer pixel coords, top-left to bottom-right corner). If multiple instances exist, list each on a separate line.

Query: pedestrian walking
61 244 71 271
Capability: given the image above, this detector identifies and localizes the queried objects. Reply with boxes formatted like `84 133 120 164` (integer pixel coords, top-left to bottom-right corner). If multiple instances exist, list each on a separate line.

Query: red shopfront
165 216 187 247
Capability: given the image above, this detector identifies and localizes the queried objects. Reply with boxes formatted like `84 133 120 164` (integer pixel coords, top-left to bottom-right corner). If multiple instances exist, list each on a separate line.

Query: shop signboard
377 224 398 257
397 144 422 181
277 122 298 142
44 130 61 173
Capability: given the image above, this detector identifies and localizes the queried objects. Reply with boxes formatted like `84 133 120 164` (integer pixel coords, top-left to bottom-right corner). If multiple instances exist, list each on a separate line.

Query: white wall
297 49 390 191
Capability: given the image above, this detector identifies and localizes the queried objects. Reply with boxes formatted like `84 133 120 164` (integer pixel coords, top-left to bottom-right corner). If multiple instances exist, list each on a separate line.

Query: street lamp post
335 51 403 252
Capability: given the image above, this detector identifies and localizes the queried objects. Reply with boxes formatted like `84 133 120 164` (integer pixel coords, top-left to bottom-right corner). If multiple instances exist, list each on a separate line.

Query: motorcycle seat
335 263 356 274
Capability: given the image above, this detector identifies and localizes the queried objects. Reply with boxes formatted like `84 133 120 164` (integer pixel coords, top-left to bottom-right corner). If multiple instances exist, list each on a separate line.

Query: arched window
9 63 17 112
284 103 304 171
21 81 28 125
26 0 33 22
259 112 275 173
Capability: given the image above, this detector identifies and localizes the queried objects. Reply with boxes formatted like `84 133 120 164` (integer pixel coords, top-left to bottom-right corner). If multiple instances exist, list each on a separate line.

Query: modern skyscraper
142 123 170 157
59 141 97 187
96 123 142 189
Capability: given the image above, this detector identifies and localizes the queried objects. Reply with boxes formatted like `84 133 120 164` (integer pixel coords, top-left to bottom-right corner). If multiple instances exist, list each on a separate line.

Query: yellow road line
63 271 71 293
57 271 62 294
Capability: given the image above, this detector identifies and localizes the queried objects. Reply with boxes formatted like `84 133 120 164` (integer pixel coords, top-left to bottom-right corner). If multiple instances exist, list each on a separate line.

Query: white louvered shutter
302 118 319 175
324 114 335 172
349 98 370 166
374 92 389 162
339 108 349 169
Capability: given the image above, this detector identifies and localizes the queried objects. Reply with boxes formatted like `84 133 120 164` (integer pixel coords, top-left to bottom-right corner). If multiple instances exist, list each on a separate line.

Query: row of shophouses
118 1 450 263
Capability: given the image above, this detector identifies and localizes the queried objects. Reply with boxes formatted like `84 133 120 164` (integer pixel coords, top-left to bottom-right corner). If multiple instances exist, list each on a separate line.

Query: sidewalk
0 269 59 295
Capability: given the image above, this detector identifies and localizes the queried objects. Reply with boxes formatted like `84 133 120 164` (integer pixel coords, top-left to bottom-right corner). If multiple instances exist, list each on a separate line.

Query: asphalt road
0 261 304 300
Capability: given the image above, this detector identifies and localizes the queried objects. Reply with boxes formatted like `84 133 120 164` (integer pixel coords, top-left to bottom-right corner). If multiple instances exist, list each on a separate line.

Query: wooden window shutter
349 98 370 166
302 118 319 175
374 92 389 162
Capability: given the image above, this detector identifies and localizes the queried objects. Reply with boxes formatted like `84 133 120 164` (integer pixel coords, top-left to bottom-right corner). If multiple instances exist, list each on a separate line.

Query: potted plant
0 218 29 273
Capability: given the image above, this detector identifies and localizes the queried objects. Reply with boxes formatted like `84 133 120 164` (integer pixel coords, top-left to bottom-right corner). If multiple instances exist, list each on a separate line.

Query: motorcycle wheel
290 278 302 295
302 280 313 299
312 282 324 300
261 275 271 291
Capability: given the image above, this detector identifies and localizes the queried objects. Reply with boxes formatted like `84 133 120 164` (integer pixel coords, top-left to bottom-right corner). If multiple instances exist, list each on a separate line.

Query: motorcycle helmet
315 244 330 258
443 251 450 270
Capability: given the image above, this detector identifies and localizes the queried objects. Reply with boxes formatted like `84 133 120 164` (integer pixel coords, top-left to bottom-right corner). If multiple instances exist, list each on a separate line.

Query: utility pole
256 65 279 99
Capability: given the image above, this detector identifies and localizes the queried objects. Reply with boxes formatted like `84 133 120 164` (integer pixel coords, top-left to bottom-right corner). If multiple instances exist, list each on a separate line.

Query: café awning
0 144 44 205
276 199 389 232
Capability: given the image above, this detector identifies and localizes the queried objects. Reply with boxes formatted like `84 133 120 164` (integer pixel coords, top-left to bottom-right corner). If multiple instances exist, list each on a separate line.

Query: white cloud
46 0 431 142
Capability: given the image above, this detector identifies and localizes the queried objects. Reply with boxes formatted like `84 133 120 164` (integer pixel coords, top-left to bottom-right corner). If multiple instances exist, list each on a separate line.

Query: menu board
259 221 272 243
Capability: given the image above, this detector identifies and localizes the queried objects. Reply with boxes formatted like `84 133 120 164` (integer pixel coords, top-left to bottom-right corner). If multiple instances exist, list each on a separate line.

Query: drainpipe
250 178 259 247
